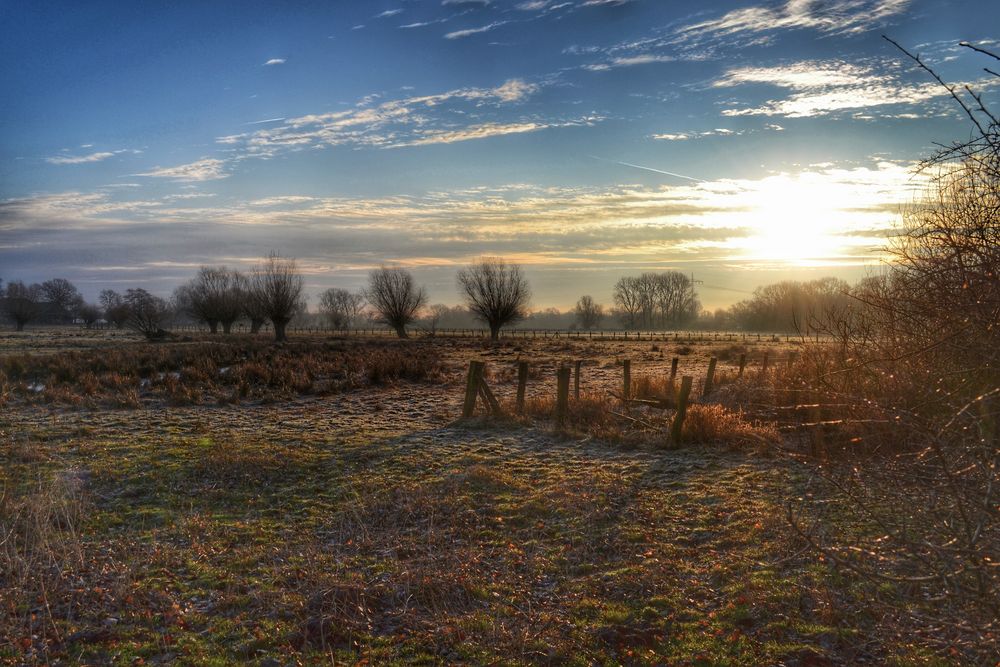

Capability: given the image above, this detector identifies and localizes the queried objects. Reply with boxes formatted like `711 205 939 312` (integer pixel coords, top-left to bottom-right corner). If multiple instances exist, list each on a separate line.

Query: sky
1 0 997 310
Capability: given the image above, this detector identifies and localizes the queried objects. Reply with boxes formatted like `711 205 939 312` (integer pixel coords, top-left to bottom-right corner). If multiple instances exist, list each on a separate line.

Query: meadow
3 328 989 666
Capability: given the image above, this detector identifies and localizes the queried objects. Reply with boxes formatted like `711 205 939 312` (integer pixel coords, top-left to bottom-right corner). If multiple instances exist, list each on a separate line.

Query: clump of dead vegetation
512 385 778 450
0 338 444 408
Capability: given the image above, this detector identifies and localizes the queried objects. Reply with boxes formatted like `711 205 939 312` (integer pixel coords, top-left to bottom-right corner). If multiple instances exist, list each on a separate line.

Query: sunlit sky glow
1 0 997 309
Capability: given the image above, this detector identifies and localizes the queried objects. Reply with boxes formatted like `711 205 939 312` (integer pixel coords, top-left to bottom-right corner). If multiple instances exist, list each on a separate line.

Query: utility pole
689 272 704 322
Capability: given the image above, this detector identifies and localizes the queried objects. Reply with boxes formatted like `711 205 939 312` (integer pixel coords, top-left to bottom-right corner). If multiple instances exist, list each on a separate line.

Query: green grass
2 397 925 666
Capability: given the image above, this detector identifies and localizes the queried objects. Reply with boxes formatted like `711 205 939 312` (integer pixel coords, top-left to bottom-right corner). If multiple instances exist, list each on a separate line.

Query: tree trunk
15 321 25 332
208 320 219 334
490 324 501 340
250 318 264 334
273 319 288 342
394 325 408 338
222 320 233 334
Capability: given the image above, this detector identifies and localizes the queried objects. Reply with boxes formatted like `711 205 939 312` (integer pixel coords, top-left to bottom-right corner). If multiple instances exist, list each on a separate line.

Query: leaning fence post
516 361 528 413
703 357 717 397
462 361 483 418
669 357 679 394
574 360 582 400
738 353 747 378
622 359 631 403
556 366 571 425
670 376 693 447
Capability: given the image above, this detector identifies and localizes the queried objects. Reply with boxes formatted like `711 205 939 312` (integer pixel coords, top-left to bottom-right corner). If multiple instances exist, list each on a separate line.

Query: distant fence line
149 323 832 343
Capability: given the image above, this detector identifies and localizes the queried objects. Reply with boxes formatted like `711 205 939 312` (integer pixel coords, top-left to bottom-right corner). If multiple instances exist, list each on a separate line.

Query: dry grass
512 387 779 451
0 338 444 408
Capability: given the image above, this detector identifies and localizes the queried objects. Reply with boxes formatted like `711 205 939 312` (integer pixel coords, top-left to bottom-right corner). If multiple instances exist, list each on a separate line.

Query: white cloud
264 58 286 66
445 21 508 39
137 158 229 182
490 78 539 102
584 54 677 70
677 0 913 45
216 78 547 155
375 9 403 17
713 61 947 118
46 151 116 165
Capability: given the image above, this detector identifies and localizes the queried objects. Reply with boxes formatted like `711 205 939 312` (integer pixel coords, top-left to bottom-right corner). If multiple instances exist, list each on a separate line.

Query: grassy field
0 329 974 665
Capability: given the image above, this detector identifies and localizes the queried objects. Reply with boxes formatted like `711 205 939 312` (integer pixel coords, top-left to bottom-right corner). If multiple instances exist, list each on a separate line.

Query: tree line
1 260 875 340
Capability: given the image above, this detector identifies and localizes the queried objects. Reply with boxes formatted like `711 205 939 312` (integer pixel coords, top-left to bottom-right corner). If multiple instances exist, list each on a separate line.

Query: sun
730 173 864 265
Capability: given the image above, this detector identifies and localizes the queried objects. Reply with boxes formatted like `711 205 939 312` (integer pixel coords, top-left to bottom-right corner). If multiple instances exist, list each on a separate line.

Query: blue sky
1 0 997 309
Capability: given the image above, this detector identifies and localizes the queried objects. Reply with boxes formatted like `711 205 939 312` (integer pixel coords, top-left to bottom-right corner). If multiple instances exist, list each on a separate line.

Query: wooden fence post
738 353 746 378
516 361 528 414
670 376 693 447
669 357 679 393
622 359 631 402
574 360 582 400
556 366 571 424
462 361 483 418
703 357 717 397
761 351 770 377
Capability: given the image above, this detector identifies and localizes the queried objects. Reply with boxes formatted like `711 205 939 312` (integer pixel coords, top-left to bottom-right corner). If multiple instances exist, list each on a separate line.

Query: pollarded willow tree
175 267 244 334
247 252 305 342
366 266 427 338
457 257 531 341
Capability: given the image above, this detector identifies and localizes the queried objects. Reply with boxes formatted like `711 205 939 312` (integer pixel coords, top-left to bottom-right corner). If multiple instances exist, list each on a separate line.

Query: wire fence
152 323 833 343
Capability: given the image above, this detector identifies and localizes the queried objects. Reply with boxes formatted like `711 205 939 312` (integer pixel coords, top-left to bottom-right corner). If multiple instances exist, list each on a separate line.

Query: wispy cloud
393 118 598 148
45 148 141 165
676 0 913 46
713 60 946 117
216 78 549 156
46 151 116 165
584 54 678 71
375 8 404 18
263 58 286 66
445 21 508 39
137 158 229 182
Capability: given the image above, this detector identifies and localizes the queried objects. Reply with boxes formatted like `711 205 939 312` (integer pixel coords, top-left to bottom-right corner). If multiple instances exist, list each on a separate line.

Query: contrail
244 117 286 125
589 155 704 183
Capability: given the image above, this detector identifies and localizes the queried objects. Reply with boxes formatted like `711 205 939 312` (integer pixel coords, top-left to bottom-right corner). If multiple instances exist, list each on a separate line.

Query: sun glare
729 173 880 265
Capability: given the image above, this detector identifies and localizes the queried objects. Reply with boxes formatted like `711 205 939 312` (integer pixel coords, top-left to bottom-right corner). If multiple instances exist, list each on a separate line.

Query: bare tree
777 40 1000 654
318 288 364 330
235 272 267 333
423 303 451 335
2 281 42 331
175 267 244 334
40 278 82 322
613 272 698 329
574 295 604 330
77 302 101 328
99 289 130 329
123 288 171 339
247 252 304 342
457 257 530 340
365 266 427 338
